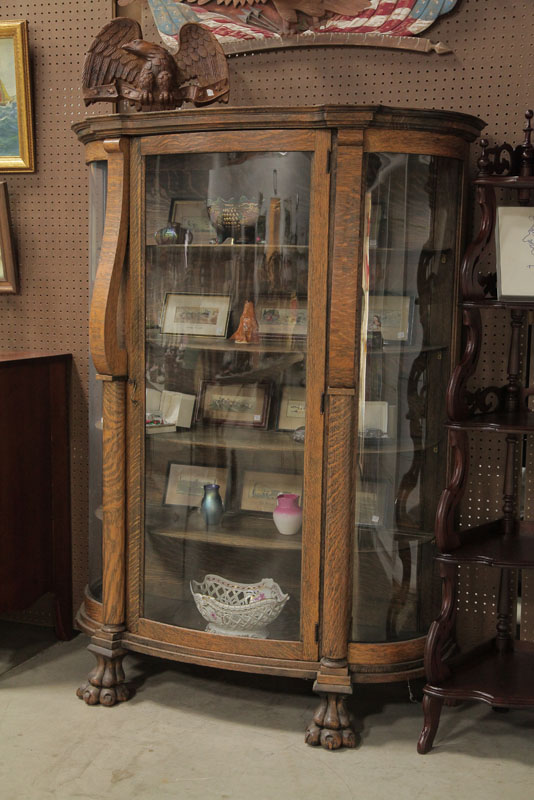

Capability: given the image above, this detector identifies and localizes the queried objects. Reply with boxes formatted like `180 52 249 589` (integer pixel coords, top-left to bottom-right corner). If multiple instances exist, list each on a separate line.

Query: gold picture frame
0 20 34 172
0 181 18 293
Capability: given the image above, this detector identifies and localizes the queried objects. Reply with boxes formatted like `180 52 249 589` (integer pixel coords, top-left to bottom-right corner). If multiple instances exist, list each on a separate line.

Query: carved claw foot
76 652 132 707
305 693 357 750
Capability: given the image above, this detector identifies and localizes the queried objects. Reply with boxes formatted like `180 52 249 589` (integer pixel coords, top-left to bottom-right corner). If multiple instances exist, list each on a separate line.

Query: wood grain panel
328 137 364 387
299 129 331 658
136 618 305 661
102 379 126 626
364 130 469 160
140 130 315 156
321 391 355 659
123 629 319 678
349 635 425 666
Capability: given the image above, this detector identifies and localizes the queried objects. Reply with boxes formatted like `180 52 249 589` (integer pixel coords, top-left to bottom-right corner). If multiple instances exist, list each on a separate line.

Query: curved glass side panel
352 152 462 643
143 151 312 640
88 160 107 601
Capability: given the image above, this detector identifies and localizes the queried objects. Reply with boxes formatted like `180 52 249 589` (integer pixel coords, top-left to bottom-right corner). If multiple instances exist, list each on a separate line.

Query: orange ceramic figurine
230 300 260 344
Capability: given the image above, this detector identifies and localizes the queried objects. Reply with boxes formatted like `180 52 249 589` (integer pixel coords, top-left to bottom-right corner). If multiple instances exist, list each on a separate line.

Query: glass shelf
146 427 304 453
147 513 303 552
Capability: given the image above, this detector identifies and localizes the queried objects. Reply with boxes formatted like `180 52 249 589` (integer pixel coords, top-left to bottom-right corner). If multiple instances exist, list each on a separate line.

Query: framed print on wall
0 21 34 172
0 181 18 293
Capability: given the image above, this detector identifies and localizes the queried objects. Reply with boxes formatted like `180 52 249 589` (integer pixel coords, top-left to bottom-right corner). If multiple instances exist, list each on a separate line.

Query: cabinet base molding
77 631 133 707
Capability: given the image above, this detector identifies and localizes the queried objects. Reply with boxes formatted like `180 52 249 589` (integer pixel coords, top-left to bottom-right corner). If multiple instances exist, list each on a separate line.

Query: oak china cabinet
74 105 483 749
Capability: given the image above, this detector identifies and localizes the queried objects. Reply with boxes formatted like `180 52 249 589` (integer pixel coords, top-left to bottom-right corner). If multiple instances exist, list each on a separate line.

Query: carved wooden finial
478 138 490 175
520 110 534 176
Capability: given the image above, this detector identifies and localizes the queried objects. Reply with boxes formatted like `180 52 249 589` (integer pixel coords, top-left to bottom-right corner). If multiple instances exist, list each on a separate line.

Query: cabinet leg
305 693 357 750
417 694 444 754
77 642 132 707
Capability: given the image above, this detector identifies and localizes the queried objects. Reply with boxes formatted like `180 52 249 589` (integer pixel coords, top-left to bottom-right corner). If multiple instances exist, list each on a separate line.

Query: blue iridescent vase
200 484 224 528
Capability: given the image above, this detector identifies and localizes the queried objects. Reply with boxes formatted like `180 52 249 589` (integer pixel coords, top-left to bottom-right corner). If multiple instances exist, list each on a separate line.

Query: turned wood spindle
477 138 491 176
505 310 525 413
519 110 534 203
496 567 513 653
502 434 517 536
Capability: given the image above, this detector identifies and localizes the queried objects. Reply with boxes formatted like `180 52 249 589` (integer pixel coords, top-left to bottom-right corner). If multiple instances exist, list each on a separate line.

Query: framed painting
0 21 34 172
0 181 18 293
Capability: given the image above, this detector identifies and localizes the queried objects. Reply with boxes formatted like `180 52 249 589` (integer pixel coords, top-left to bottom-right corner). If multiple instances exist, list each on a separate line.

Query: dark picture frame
196 380 271 428
0 180 18 293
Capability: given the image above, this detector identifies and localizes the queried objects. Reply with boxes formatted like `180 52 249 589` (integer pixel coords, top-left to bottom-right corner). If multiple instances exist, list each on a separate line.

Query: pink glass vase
273 493 302 536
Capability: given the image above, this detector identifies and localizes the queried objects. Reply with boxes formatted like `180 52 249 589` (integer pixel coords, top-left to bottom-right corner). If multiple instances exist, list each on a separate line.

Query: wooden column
306 131 363 750
78 137 131 707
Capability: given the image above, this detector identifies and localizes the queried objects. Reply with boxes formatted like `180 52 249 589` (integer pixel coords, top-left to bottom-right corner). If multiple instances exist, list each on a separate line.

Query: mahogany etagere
418 111 534 754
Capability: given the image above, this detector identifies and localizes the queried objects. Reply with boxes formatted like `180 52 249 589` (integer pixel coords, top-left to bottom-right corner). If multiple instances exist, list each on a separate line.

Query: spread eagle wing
174 23 229 106
82 18 145 105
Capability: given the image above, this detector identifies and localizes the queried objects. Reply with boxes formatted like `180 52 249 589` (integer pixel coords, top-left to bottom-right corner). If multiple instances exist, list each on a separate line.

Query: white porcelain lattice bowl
190 574 289 639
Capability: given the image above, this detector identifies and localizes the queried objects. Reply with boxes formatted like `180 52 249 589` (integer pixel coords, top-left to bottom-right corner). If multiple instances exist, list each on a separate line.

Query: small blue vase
200 484 224 528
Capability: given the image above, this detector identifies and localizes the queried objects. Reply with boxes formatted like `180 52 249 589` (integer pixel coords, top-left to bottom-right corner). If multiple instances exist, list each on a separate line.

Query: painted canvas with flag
147 0 459 48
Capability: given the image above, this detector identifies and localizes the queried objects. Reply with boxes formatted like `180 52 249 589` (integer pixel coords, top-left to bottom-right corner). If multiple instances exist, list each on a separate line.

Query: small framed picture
0 21 34 172
277 385 306 431
368 295 414 343
197 381 271 428
355 480 391 529
241 470 303 513
170 198 213 244
163 463 229 507
256 298 308 338
0 181 18 293
496 206 534 300
161 293 231 337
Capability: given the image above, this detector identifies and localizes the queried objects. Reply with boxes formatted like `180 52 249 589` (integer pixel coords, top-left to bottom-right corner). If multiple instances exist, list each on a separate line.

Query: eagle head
122 39 164 60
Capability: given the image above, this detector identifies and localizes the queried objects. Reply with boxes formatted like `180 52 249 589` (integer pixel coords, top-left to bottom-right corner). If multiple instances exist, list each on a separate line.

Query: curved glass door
142 149 312 641
352 152 462 643
88 160 107 602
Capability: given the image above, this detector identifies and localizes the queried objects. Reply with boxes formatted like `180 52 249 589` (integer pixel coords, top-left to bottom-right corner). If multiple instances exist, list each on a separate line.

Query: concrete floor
0 623 533 800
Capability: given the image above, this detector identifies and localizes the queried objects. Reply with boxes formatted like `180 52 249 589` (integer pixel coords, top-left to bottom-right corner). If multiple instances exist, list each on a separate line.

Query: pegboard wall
1 0 533 632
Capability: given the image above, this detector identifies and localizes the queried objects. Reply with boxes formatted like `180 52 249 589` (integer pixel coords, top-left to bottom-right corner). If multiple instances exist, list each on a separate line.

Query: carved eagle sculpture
82 18 229 110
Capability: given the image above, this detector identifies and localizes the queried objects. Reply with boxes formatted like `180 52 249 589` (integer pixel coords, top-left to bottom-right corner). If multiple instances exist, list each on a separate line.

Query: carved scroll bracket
89 137 129 379
460 184 496 300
